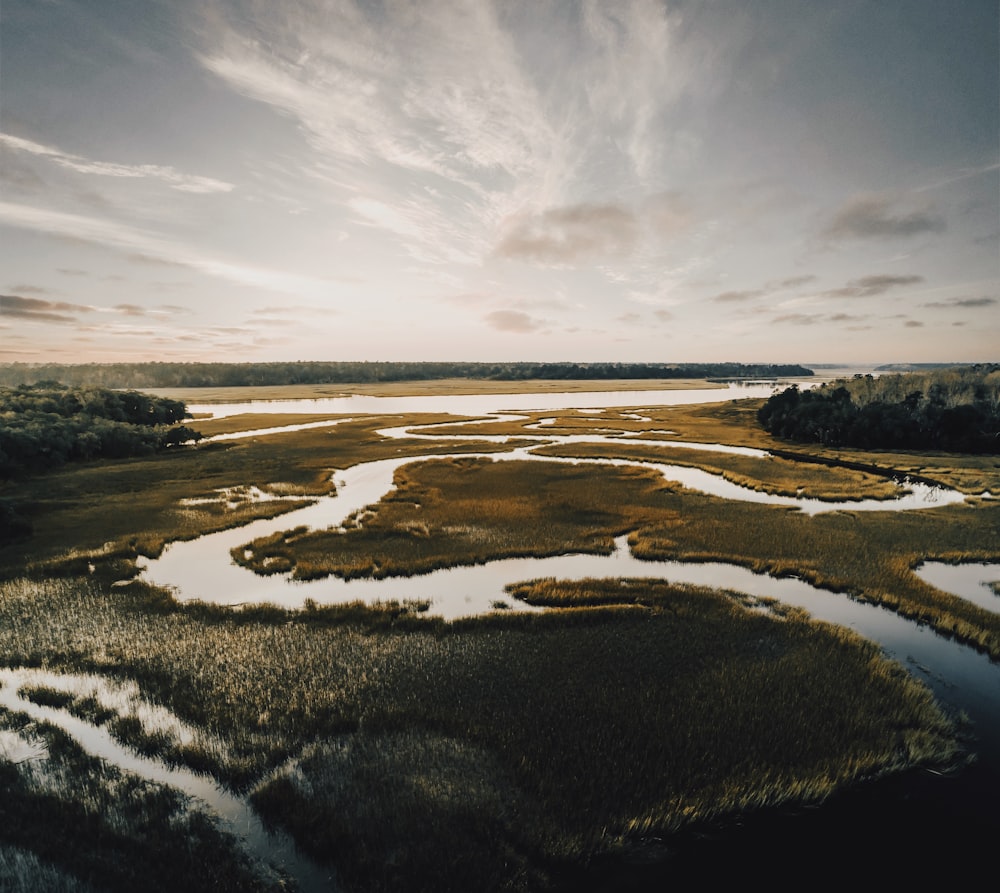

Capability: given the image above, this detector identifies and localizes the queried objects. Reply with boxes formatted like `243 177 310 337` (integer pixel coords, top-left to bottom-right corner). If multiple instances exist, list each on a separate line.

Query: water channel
0 668 334 891
7 384 999 885
159 386 1000 874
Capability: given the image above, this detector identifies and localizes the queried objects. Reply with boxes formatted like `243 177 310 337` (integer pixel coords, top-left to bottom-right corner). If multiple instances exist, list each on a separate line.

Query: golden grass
236 457 657 580
530 441 904 501
235 451 1000 658
0 574 959 892
0 415 510 574
2 389 994 889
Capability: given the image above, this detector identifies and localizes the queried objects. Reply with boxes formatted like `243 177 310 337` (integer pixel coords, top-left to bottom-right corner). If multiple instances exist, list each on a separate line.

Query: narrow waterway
9 387 998 885
170 390 1000 872
0 668 335 892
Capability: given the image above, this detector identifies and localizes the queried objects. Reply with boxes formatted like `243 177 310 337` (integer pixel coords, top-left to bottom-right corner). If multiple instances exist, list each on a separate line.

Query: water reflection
145 383 978 616
0 667 334 893
915 562 1000 614
190 382 783 419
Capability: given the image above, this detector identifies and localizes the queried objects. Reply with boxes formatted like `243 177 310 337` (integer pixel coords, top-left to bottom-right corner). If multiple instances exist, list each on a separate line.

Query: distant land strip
0 361 813 390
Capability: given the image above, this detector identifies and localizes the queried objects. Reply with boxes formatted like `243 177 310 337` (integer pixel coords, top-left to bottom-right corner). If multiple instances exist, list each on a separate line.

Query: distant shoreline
144 378 736 403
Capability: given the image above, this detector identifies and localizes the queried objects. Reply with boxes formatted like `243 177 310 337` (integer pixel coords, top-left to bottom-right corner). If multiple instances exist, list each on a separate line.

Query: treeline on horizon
0 383 199 481
0 361 813 389
758 364 1000 453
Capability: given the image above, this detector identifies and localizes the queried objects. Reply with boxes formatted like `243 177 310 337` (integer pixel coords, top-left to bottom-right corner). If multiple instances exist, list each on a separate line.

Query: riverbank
147 378 728 404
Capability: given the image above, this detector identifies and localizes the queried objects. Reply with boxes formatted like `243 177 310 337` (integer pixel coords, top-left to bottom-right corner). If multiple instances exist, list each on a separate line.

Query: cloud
640 192 695 238
773 312 820 325
196 1 711 270
0 201 338 298
251 305 328 316
484 309 544 333
0 134 234 194
904 320 924 327
126 253 189 267
712 289 763 303
775 275 817 289
924 296 997 308
114 303 147 316
824 194 945 240
0 294 94 323
914 160 1000 193
78 324 159 337
825 274 924 298
495 203 638 265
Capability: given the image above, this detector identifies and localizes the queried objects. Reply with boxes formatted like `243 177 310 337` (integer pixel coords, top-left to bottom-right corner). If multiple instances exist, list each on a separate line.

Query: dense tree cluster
0 384 199 477
758 365 1000 453
0 361 813 389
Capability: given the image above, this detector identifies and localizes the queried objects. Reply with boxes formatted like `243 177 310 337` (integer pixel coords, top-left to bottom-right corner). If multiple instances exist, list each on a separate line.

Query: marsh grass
1 392 996 889
628 495 1000 657
425 399 1000 496
235 457 659 580
0 574 959 892
529 441 905 500
235 453 1000 657
0 707 281 893
0 843 98 893
0 415 511 577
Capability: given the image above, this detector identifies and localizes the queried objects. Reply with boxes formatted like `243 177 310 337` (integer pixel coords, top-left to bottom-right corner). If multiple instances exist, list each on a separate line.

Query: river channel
8 384 999 886
156 386 1000 874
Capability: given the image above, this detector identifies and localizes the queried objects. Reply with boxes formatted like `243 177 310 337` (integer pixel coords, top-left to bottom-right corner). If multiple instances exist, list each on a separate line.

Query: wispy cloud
824 194 945 240
924 296 997 308
774 275 817 289
0 201 337 298
199 2 562 201
484 309 545 333
712 289 764 303
197 1 706 269
495 204 638 265
773 312 820 326
113 303 147 316
0 134 234 194
0 294 94 323
824 274 924 298
914 160 1000 193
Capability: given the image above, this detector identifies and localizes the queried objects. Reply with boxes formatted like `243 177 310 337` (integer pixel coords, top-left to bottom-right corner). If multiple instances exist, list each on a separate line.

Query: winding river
155 388 1000 869
5 384 999 886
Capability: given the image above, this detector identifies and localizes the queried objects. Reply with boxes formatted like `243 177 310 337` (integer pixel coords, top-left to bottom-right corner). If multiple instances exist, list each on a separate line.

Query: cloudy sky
1 0 997 365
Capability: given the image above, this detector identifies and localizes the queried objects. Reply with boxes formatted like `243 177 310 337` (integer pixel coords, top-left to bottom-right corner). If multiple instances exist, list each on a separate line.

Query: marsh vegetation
0 574 960 891
1 374 998 890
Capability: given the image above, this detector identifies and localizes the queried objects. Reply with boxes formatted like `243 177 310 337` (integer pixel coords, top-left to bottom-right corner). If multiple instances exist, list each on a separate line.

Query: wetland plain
2 378 999 890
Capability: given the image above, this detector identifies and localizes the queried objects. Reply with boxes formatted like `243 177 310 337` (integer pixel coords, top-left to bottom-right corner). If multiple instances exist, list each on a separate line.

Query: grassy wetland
2 378 998 889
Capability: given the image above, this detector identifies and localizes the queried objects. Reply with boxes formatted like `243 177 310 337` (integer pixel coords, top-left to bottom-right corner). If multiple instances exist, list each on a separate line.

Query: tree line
0 361 813 389
757 365 1000 453
0 383 200 478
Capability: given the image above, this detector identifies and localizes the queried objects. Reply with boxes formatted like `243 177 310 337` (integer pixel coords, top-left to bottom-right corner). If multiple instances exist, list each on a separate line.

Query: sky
1 0 997 366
